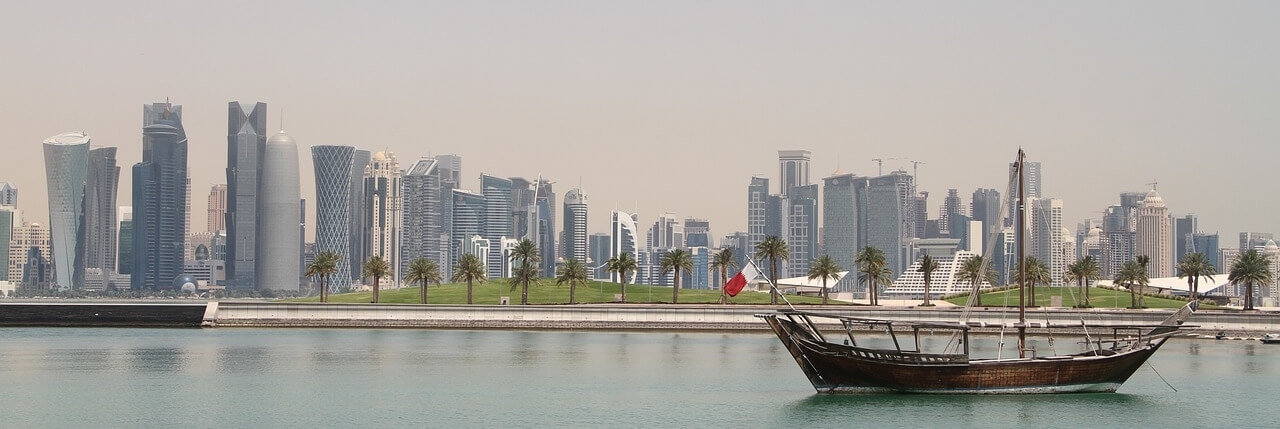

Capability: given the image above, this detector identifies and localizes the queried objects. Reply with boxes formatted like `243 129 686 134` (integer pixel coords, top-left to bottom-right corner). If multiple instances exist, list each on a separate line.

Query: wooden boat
757 149 1195 394
1262 334 1280 344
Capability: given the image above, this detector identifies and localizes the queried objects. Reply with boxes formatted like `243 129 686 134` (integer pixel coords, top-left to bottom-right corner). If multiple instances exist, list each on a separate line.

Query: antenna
279 107 285 132
872 158 884 176
1147 180 1159 190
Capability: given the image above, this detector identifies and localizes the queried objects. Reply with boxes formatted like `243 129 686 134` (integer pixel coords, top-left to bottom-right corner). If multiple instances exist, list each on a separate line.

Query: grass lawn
945 286 1207 309
291 280 834 305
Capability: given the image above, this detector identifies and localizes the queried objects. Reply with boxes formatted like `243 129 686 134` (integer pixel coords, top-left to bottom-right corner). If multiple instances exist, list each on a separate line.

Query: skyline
4 1 1278 238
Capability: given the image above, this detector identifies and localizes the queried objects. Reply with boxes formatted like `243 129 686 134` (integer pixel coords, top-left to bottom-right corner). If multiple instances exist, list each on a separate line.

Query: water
1 328 1276 428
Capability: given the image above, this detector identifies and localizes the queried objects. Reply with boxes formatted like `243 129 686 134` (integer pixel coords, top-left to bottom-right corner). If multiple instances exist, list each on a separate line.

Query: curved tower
260 131 301 291
43 132 91 290
311 145 355 290
609 210 638 283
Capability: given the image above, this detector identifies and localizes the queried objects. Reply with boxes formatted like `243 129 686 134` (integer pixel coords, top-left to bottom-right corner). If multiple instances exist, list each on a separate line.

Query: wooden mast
1017 149 1027 358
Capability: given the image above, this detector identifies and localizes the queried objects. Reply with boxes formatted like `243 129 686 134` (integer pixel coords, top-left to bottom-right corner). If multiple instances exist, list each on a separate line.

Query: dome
266 131 296 146
173 274 200 291
1141 189 1165 207
1266 240 1278 251
1085 227 1101 244
372 151 388 161
1060 227 1074 243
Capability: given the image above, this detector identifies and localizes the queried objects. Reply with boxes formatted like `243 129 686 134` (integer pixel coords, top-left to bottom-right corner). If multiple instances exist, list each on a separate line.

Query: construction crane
871 157 902 176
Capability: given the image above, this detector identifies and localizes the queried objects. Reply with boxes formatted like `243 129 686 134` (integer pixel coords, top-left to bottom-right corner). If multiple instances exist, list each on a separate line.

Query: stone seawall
209 302 1280 335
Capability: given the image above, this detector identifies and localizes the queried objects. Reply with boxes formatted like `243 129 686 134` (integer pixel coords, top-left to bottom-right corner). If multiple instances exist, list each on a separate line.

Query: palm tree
306 251 340 303
1228 249 1272 311
1115 260 1148 309
606 252 638 303
956 255 996 307
855 246 890 306
710 248 738 305
916 254 940 306
755 236 789 305
556 258 589 304
807 255 842 305
452 253 486 304
405 258 442 304
1065 256 1101 308
362 255 391 304
660 249 694 304
509 239 541 305
1011 256 1051 306
1177 252 1217 302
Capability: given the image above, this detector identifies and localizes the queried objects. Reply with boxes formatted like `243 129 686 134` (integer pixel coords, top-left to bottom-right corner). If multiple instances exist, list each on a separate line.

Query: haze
3 1 1276 238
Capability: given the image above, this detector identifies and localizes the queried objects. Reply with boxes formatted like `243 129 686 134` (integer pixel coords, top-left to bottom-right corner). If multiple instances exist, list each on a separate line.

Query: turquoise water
0 328 1275 428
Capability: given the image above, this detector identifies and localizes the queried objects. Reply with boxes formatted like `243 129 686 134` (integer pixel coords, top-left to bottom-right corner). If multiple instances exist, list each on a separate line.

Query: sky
2 1 1277 242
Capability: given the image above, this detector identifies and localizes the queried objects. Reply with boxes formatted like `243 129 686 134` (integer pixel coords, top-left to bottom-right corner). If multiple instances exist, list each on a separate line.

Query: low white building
885 251 994 298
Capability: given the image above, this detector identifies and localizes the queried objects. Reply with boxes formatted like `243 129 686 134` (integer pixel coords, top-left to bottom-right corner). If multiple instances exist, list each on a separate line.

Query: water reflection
126 347 184 372
216 346 270 374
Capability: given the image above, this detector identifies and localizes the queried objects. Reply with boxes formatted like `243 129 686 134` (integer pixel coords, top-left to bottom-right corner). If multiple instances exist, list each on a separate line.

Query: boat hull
764 315 1167 394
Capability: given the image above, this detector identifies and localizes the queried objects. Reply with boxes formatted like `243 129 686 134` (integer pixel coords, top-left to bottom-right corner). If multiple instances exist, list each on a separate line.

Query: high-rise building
1174 214 1197 263
683 218 711 248
84 146 119 289
610 210 639 283
311 145 356 291
131 101 189 290
0 207 14 281
0 182 16 207
1240 232 1274 252
402 158 447 281
450 189 486 270
1006 161 1042 227
480 174 513 278
787 184 819 278
509 177 535 241
364 151 402 286
822 173 858 291
533 178 556 277
207 184 227 233
1030 198 1065 285
970 188 1001 238
1135 189 1172 278
647 213 683 250
913 191 928 239
1193 233 1221 272
434 154 462 187
259 131 301 291
561 188 588 265
721 232 749 281
940 189 964 234
778 150 811 198
348 149 370 282
43 132 91 289
116 207 132 276
225 101 267 291
588 233 610 279
857 171 915 275
746 176 770 251
10 222 51 288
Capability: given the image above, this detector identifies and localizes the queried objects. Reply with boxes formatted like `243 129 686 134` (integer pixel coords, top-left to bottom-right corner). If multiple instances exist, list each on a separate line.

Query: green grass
945 286 1208 309
290 280 834 305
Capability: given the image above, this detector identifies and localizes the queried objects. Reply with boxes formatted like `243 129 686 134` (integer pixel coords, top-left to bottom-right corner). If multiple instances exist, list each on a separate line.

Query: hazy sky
3 1 1277 241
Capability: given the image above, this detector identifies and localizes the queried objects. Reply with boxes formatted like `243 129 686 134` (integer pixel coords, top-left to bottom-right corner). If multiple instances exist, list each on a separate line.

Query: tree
1016 256 1051 307
710 248 738 305
956 255 996 307
606 252 638 303
1228 249 1272 311
406 258 442 304
916 254 940 306
556 258 589 304
1064 256 1102 308
509 239 541 305
1177 252 1217 302
755 236 789 305
452 253 487 304
807 255 842 305
1135 255 1152 308
1115 260 1148 309
362 255 391 304
660 249 694 304
305 251 340 303
855 246 891 306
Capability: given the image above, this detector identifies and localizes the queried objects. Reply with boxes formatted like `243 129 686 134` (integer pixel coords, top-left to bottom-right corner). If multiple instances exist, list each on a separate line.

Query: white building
886 251 994 297
1135 189 1172 278
364 151 402 286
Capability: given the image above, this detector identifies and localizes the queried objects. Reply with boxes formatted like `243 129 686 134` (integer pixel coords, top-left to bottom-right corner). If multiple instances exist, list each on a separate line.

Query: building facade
480 174 513 278
225 101 267 291
402 158 447 281
259 131 301 291
43 132 91 289
610 211 639 283
561 188 588 265
1135 189 1173 278
311 145 356 291
363 151 402 286
132 102 188 290
84 146 119 289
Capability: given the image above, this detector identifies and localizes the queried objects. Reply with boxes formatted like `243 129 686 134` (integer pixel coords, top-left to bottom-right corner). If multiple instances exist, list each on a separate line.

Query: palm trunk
522 279 529 305
822 278 829 305
1245 282 1254 310
1078 278 1085 308
621 273 628 303
1083 277 1089 306
421 280 427 304
1128 282 1137 308
720 267 728 305
1191 277 1199 302
672 269 680 304
923 275 931 306
466 279 473 304
372 277 380 303
569 281 576 305
769 258 779 306
973 280 982 306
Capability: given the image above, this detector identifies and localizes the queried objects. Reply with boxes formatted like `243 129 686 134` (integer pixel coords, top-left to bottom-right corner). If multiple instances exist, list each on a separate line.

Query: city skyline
3 1 1278 242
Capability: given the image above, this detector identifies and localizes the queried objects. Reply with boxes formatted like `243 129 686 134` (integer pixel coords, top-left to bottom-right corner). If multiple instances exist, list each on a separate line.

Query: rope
1146 360 1178 392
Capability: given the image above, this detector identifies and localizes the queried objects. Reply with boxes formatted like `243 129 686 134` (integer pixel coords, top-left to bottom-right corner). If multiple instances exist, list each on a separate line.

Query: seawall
0 301 208 327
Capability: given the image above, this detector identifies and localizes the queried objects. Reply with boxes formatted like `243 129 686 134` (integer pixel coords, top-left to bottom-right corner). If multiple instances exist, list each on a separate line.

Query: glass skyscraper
481 174 513 278
311 145 356 290
259 131 301 291
348 149 371 282
402 158 447 281
364 151 402 285
225 101 267 291
84 146 120 289
43 132 90 290
132 101 189 290
822 173 857 291
534 179 556 277
451 189 486 270
561 188 588 265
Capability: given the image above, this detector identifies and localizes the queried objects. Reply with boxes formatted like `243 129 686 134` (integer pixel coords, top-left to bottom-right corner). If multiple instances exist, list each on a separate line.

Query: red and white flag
724 263 761 297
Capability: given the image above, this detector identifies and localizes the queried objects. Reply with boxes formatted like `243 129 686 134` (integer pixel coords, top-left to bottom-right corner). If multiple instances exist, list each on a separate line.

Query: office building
451 189 486 270
746 176 770 251
84 146 119 289
683 218 711 248
610 211 639 283
0 182 16 207
225 101 267 291
1193 233 1221 272
1174 214 1197 263
207 184 227 233
311 145 356 291
364 151 401 286
0 207 14 281
787 184 819 278
132 101 189 290
348 150 370 282
1135 189 1172 278
647 213 683 250
259 131 302 291
480 174 513 278
1030 198 1065 285
402 158 448 281
533 178 556 277
856 171 915 276
822 173 858 291
778 150 811 198
1240 232 1274 252
940 189 964 234
10 222 51 288
589 233 610 280
43 132 90 289
970 188 1001 238
561 188 588 265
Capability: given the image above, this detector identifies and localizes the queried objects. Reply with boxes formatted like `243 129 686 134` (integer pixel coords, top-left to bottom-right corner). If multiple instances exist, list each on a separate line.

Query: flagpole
747 256 796 311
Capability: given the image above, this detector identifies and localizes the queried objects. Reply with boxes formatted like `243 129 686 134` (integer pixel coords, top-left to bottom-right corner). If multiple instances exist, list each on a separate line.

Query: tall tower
1030 198 1065 285
1136 188 1173 278
225 101 267 291
311 145 355 290
746 176 769 251
940 189 963 234
43 132 91 290
534 178 556 277
207 184 227 233
259 131 301 291
84 146 120 289
822 173 858 291
450 189 486 270
787 184 819 278
348 149 371 282
610 211 639 283
132 101 188 290
481 174 513 278
777 150 811 198
970 188 1001 237
402 158 446 281
364 151 402 286
0 182 16 207
561 188 588 265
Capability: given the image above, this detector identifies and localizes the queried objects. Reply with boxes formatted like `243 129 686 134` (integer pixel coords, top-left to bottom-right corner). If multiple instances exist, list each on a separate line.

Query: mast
1017 149 1027 358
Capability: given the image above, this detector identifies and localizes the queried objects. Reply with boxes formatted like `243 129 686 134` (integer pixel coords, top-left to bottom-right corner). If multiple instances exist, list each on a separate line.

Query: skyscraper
311 145 356 291
132 101 188 290
1135 189 1172 278
1174 214 1197 263
348 149 371 282
646 213 683 250
856 171 914 276
683 218 711 248
207 184 227 233
561 188 588 265
509 177 535 240
0 182 16 207
84 146 120 289
43 132 90 290
1006 161 1043 227
1193 233 1221 272
402 158 447 281
778 150 811 198
822 173 858 290
481 174 513 278
787 184 819 277
225 101 267 291
940 189 963 234
970 188 1001 239
588 233 610 279
450 189 486 270
747 176 769 251
534 178 556 277
610 210 639 283
364 151 402 286
1030 198 1065 285
0 207 14 282
259 131 301 291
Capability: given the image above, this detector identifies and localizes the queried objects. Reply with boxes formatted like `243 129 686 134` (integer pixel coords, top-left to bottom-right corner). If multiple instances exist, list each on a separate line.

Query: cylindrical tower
259 131 302 291
43 132 91 290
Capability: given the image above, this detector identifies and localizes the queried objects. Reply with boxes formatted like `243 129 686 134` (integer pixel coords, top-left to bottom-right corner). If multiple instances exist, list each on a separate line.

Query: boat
757 149 1196 394
1262 334 1280 344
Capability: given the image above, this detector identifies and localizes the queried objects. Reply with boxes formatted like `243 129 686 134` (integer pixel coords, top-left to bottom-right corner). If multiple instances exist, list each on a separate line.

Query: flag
724 263 761 297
